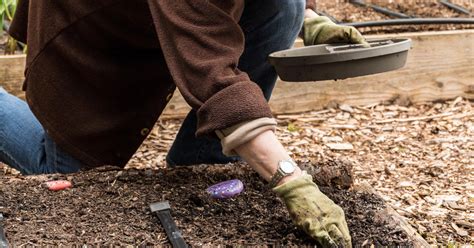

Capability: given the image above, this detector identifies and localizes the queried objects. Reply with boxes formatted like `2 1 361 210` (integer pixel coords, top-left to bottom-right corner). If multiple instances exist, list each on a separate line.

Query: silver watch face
280 161 296 174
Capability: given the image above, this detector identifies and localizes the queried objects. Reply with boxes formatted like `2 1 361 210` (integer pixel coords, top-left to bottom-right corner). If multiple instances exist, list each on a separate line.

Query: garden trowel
150 201 187 248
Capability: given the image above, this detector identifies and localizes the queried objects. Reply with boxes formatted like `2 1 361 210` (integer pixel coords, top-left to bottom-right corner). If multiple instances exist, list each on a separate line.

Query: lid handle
326 40 394 53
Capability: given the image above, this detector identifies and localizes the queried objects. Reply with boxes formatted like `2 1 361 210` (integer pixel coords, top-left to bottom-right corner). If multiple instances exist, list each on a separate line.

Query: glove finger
348 27 369 46
303 220 337 248
328 225 351 248
327 225 344 244
323 26 364 45
315 231 338 248
335 218 352 247
327 28 351 44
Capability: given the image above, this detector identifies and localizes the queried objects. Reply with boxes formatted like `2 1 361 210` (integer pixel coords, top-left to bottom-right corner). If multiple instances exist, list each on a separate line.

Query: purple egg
206 179 244 199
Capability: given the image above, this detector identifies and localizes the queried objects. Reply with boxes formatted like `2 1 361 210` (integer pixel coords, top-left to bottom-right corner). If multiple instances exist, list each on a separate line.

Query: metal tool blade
0 214 9 248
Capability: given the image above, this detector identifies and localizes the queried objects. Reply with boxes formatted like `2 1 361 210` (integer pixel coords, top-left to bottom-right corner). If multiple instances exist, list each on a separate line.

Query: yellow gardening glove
303 16 368 47
273 172 352 247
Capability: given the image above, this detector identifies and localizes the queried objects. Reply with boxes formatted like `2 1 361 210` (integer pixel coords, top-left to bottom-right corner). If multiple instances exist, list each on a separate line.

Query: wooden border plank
0 55 26 99
163 30 474 116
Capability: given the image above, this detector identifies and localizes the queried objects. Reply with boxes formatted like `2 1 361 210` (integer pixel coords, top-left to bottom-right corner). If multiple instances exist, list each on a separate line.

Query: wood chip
322 136 343 143
398 181 415 188
451 223 469 237
326 143 354 150
325 124 358 130
339 104 354 113
434 195 462 203
374 112 455 124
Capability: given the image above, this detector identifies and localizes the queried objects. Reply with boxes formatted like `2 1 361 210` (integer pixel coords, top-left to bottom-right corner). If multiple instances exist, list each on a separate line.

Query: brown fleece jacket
9 0 313 168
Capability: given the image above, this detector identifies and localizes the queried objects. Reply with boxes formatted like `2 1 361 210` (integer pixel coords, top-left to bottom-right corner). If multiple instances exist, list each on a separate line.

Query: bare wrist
276 167 303 186
305 9 319 19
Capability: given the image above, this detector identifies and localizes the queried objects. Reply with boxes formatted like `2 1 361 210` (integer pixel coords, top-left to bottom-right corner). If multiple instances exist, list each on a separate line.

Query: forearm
234 130 302 186
305 8 319 19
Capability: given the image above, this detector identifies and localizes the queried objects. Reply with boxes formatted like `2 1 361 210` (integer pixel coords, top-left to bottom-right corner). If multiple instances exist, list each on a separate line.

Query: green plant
0 0 19 54
287 123 300 132
0 0 16 34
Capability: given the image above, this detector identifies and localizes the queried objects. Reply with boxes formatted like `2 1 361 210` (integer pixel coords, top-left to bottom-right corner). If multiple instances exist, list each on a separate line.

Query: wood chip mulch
317 0 474 34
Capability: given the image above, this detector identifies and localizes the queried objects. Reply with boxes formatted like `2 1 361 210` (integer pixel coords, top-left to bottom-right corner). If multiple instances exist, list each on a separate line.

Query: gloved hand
273 172 352 247
303 16 368 47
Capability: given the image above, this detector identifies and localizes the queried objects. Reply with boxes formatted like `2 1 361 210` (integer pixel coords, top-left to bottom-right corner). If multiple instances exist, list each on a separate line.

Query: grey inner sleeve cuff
215 117 277 156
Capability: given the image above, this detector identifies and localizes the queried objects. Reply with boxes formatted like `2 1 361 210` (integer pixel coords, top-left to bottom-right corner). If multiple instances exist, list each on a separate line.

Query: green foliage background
0 0 19 54
0 0 17 35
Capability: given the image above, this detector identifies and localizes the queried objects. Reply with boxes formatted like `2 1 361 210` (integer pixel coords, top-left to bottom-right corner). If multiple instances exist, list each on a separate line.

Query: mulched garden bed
317 0 473 34
0 161 413 246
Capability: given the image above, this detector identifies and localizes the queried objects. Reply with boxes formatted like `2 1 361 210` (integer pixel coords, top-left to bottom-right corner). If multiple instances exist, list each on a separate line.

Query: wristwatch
269 159 297 188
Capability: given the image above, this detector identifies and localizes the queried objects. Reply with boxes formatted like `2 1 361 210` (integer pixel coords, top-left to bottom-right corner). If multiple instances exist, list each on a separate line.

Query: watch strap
269 159 296 188
269 168 284 188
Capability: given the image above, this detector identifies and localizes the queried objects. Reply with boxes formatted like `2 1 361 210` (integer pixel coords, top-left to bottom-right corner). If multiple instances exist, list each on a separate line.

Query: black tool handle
156 210 187 248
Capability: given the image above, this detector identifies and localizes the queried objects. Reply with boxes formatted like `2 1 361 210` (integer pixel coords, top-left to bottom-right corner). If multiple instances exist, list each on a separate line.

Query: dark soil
0 161 412 246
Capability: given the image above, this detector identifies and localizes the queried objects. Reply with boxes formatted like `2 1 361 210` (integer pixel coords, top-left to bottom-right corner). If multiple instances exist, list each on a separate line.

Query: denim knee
238 0 305 98
240 0 305 37
283 0 306 25
0 87 8 102
0 87 17 120
0 87 7 129
274 0 305 43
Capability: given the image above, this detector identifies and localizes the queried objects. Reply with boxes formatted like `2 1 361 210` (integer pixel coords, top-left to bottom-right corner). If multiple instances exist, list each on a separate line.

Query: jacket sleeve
147 0 272 137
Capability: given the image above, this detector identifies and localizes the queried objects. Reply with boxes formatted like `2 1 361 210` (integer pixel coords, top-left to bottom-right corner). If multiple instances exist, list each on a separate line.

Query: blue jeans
0 87 84 175
166 0 306 166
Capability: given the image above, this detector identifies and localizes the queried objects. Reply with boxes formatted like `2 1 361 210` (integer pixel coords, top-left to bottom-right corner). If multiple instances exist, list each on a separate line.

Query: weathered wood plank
164 30 474 116
0 55 26 99
1 30 473 117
